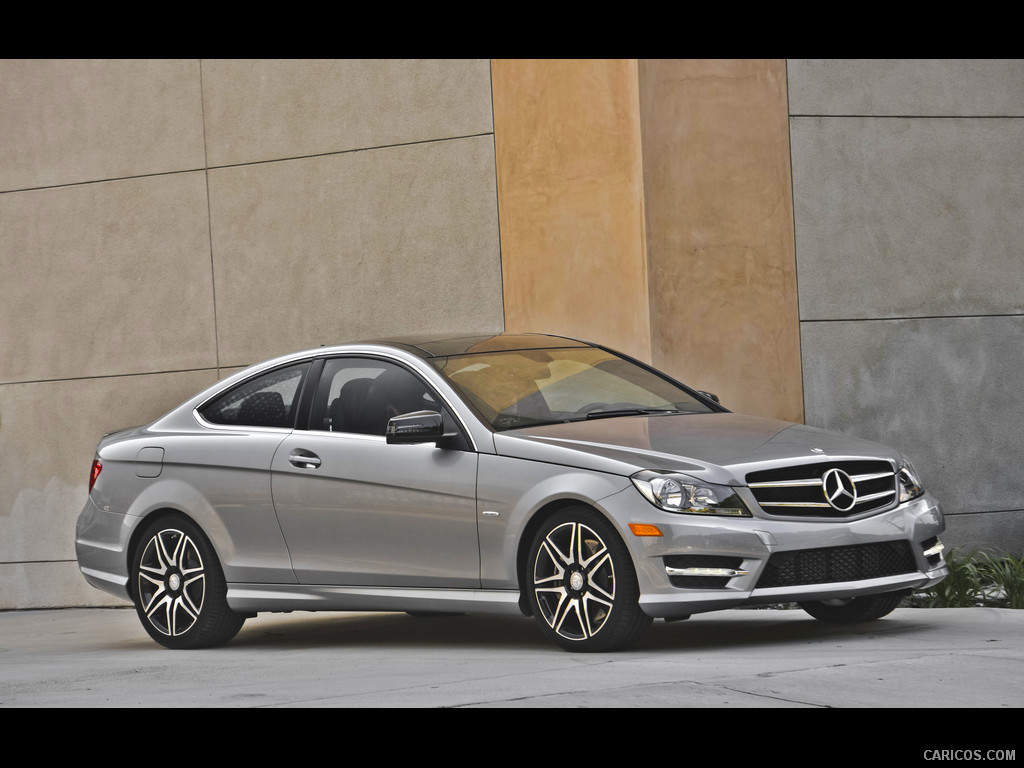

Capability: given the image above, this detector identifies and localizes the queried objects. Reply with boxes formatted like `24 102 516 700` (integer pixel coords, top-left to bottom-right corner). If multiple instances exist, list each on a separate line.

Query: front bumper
605 489 947 619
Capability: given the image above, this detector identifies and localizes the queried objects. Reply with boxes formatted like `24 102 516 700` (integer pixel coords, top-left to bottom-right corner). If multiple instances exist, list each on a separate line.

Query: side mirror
386 410 445 444
698 390 720 404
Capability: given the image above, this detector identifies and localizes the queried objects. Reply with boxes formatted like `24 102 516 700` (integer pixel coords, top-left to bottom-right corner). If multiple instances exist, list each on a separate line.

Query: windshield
430 346 713 431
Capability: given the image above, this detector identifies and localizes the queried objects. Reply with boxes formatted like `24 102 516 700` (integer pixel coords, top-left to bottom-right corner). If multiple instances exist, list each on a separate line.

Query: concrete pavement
2 605 1022 708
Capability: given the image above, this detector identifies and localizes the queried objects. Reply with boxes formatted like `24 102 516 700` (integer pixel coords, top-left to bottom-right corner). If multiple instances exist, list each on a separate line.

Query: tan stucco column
491 59 803 422
490 59 652 363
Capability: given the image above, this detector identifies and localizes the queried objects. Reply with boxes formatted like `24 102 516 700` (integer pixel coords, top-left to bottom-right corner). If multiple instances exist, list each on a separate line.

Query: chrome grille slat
854 471 895 482
749 471 894 489
759 501 832 508
749 479 823 488
857 490 897 504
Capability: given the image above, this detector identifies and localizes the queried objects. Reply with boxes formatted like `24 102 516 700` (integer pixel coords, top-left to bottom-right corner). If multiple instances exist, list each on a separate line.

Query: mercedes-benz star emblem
822 468 858 512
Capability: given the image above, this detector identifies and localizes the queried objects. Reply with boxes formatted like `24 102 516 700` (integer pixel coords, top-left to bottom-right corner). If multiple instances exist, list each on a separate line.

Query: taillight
88 459 102 494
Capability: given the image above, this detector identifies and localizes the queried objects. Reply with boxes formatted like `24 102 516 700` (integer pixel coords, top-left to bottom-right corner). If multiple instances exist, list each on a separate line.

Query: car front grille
746 460 897 518
755 541 917 589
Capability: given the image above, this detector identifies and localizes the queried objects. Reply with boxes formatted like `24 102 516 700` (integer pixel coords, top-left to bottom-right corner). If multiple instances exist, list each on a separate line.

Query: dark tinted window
200 362 309 428
310 357 465 446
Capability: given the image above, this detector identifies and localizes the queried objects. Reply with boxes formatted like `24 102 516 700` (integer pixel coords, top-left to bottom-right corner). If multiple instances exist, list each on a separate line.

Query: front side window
199 362 309 428
310 358 448 437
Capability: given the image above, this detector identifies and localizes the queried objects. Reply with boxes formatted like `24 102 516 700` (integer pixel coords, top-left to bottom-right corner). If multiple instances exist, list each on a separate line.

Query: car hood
491 413 900 486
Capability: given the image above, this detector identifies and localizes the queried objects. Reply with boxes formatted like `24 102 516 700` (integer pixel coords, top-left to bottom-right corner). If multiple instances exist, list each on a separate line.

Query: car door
190 360 313 584
269 356 480 587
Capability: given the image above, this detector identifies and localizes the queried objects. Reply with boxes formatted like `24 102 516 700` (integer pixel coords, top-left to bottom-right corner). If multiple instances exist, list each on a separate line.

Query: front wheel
799 591 905 623
131 514 246 649
526 507 651 652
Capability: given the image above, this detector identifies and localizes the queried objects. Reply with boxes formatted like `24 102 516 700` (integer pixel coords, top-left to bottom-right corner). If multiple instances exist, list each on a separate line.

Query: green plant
916 550 987 607
913 550 1024 608
978 552 1024 609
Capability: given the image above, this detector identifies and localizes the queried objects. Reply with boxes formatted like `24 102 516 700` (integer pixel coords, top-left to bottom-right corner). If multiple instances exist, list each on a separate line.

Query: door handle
288 451 322 469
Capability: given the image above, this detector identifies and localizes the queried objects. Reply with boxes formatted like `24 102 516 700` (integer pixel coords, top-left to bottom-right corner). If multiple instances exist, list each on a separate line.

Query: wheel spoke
543 528 575 568
576 528 607 568
158 530 182 569
552 596 587 639
138 572 165 612
139 537 168 577
171 596 199 635
535 586 568 628
581 592 613 636
586 552 615 601
534 540 566 585
180 575 205 616
145 593 173 632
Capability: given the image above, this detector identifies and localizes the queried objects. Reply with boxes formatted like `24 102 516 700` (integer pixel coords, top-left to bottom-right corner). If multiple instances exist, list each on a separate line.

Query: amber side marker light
629 523 663 537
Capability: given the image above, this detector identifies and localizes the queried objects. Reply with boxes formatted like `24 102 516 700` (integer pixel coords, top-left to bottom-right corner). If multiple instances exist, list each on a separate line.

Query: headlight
897 460 924 503
631 470 751 517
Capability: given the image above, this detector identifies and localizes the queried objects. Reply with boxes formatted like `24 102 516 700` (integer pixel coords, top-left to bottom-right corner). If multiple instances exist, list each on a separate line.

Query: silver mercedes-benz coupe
75 333 947 651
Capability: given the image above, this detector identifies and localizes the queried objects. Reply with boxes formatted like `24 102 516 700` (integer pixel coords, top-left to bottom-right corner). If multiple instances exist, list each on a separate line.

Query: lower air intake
756 541 917 589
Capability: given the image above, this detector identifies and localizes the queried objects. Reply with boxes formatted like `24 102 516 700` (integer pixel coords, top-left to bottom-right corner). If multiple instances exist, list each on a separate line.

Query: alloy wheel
532 521 616 642
137 528 207 637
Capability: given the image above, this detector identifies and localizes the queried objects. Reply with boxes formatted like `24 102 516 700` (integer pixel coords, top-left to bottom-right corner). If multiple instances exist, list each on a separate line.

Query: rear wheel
527 506 651 652
799 591 905 623
131 514 245 649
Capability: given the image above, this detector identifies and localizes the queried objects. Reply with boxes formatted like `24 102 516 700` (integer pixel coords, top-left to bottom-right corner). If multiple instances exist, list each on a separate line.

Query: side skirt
227 584 525 616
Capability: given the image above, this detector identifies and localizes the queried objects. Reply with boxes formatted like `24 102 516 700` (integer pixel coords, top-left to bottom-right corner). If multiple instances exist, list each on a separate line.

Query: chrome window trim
187 349 479 451
192 413 297 434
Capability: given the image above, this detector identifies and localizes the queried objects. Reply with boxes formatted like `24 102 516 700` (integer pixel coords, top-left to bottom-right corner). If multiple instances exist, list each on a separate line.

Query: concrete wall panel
791 117 1024 320
801 316 1024 547
0 562 122 610
2 59 503 608
788 59 1024 117
0 172 218 383
202 59 494 167
208 135 503 366
790 59 1024 553
0 370 221 607
0 59 204 191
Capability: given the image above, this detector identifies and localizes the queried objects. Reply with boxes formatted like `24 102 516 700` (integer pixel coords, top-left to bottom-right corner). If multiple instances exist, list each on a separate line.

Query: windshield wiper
584 408 681 420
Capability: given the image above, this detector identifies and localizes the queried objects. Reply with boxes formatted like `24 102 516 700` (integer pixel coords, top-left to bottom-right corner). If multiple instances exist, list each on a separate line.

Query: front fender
476 454 631 588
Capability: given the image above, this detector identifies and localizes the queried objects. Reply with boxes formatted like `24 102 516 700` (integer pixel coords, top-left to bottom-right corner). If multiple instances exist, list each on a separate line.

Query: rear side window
199 362 310 428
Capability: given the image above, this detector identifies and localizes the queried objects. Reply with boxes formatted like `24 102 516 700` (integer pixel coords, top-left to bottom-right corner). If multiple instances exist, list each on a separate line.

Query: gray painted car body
76 333 947 627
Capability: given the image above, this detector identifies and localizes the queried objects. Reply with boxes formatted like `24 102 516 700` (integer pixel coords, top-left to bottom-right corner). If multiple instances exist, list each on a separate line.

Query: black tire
799 591 905 623
526 506 651 652
131 514 245 649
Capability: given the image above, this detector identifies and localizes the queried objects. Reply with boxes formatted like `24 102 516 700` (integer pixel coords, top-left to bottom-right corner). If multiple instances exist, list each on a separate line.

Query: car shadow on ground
222 608 939 654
